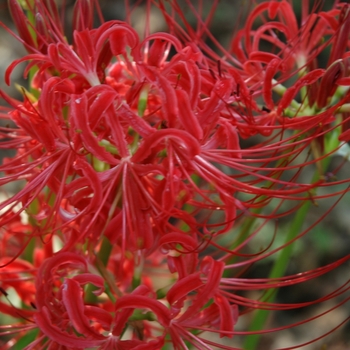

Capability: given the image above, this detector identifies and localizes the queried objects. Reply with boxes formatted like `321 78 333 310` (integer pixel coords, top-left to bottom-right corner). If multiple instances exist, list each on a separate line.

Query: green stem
98 236 113 267
272 80 301 111
224 151 294 273
85 236 113 303
243 199 311 349
244 153 331 349
85 185 122 302
337 103 350 113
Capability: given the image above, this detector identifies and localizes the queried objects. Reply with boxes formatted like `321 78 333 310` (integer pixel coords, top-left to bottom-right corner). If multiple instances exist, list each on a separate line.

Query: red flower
1 1 350 349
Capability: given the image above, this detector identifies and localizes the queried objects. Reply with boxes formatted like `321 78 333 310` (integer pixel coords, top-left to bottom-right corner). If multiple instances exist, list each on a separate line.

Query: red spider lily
1 250 238 349
157 1 350 138
2 235 347 349
1 0 350 349
0 258 36 311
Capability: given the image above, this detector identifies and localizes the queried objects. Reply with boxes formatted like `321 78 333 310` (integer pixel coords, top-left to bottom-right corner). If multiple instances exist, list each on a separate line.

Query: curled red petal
72 273 105 295
73 157 103 214
35 307 104 348
317 59 345 108
176 89 203 140
156 73 179 127
71 94 118 164
112 286 153 336
263 58 281 110
132 129 200 163
118 104 155 138
159 232 198 252
5 54 48 85
114 295 171 328
85 306 113 331
84 85 117 126
95 21 139 58
277 69 325 115
178 257 224 322
167 253 199 279
214 293 238 338
249 51 282 65
166 273 203 307
329 4 350 63
8 0 37 52
141 32 183 56
62 279 106 340
198 78 233 128
35 252 87 310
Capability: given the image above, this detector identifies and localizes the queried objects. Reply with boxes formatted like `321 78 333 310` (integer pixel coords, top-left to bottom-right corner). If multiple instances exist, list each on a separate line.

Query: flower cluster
0 0 349 349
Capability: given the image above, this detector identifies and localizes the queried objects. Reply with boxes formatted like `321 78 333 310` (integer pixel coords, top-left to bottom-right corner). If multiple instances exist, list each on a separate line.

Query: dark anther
234 84 240 97
217 60 222 78
0 287 8 297
209 68 216 80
